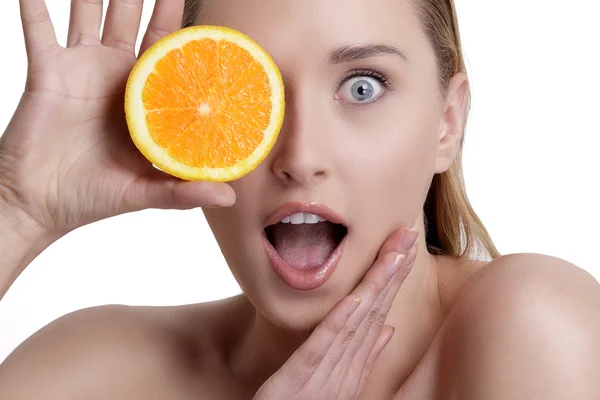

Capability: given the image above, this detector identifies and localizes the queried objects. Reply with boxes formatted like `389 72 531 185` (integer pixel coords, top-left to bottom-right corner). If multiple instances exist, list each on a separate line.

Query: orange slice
124 26 285 182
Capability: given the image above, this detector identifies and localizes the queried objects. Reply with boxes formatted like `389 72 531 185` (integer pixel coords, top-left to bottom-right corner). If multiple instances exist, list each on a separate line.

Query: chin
239 248 367 334
252 284 346 333
206 200 381 332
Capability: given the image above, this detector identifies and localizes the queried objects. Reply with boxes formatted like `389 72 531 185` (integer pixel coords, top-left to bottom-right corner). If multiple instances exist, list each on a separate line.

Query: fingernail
383 325 396 343
345 296 362 315
403 244 418 267
399 228 418 252
388 253 406 277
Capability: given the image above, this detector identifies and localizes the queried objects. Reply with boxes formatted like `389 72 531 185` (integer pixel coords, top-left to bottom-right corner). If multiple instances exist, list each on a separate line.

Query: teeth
303 213 319 224
280 212 328 224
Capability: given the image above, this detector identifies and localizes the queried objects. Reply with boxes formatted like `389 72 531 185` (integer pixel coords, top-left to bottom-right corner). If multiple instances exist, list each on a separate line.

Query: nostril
282 171 293 181
278 169 326 184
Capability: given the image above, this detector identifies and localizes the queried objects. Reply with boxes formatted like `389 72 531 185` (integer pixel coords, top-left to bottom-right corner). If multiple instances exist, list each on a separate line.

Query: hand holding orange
2 1 249 240
125 26 285 182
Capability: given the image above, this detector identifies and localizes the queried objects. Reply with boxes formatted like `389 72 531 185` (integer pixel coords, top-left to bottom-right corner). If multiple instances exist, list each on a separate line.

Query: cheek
203 179 265 285
340 116 439 193
336 110 440 235
204 177 262 244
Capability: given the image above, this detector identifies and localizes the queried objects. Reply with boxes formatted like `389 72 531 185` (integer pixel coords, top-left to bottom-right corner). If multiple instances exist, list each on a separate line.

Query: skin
203 0 450 336
1 0 600 399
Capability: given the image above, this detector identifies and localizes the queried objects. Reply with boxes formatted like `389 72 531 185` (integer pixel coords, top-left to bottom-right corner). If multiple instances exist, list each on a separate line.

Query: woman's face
201 0 467 331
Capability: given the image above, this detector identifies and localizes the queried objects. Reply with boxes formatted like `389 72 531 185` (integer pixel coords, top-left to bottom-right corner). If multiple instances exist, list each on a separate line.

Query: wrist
0 187 59 297
0 183 57 254
0 182 46 243
0 151 62 243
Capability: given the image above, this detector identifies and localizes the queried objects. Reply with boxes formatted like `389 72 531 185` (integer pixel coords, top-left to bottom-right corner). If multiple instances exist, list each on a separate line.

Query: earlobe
434 73 470 174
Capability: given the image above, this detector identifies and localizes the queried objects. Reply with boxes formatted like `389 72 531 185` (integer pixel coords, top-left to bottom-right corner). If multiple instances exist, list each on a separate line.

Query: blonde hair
181 0 501 261
415 0 500 261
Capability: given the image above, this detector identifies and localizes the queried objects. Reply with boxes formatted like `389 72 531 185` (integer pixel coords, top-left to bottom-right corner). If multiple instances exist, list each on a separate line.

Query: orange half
125 26 285 181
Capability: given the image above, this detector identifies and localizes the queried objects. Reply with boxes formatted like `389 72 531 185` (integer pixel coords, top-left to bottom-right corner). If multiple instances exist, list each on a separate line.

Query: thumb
128 177 236 211
170 180 236 209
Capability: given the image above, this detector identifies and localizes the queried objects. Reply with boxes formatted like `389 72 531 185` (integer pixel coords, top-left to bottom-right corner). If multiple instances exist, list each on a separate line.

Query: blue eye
336 71 389 104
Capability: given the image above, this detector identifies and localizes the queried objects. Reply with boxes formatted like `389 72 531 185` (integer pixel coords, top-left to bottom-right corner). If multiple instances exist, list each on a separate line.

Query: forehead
196 0 429 66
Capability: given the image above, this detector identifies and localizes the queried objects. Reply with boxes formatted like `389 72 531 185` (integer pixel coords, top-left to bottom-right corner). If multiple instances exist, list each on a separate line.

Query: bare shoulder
0 295 249 399
439 253 600 399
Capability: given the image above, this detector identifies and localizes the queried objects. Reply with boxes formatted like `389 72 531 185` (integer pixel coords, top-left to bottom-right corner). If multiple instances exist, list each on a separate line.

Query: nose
270 89 332 187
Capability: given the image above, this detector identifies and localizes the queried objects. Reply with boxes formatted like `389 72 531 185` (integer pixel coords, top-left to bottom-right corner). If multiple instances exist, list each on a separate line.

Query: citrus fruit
124 25 285 182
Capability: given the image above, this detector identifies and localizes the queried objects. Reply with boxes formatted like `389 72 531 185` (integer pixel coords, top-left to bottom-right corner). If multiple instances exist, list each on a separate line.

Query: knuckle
375 312 387 328
340 327 357 347
364 308 381 329
297 347 323 369
366 276 386 292
319 313 346 334
22 12 51 26
290 363 312 384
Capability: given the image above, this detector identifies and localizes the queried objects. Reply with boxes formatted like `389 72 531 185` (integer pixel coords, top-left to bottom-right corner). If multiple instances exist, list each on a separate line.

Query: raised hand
0 0 235 241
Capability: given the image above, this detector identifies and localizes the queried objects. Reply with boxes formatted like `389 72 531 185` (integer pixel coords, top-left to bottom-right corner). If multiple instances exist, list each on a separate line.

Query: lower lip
262 232 346 290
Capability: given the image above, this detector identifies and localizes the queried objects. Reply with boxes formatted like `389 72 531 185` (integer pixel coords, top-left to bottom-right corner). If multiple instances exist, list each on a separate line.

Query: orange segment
124 26 285 181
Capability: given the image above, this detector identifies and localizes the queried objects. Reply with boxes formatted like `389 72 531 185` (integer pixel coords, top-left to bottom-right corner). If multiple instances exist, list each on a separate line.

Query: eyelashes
335 68 392 104
338 69 392 89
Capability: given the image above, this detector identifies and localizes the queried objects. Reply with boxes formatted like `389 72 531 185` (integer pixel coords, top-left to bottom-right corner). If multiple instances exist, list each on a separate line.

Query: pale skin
0 0 599 399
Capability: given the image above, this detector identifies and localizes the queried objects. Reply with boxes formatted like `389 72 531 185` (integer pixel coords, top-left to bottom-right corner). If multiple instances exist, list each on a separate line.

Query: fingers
281 295 363 390
357 325 395 394
101 0 145 53
308 228 418 390
19 0 58 58
377 225 419 260
344 245 418 388
378 246 418 316
138 0 185 55
169 180 236 209
329 246 416 380
306 243 414 388
67 0 103 47
123 169 236 211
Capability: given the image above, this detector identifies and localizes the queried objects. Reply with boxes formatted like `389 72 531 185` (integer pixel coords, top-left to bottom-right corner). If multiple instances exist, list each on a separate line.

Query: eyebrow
329 44 410 64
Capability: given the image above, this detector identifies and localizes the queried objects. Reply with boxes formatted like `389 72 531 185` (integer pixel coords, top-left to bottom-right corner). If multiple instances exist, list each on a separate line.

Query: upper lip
264 201 347 228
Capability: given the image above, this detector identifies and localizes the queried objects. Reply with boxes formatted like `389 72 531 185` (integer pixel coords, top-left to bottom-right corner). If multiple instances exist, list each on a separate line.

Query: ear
434 72 469 174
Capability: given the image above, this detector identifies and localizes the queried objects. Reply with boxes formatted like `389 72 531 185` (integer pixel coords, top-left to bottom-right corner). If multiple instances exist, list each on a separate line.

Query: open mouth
264 212 348 271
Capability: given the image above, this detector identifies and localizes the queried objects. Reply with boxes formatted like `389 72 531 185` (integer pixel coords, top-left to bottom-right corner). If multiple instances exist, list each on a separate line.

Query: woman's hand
253 226 419 400
0 0 235 241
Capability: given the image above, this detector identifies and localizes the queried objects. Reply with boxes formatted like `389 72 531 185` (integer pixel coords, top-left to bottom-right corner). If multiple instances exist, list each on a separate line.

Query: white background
0 1 598 362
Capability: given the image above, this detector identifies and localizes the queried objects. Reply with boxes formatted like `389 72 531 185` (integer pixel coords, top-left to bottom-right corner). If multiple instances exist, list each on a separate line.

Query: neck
231 221 446 396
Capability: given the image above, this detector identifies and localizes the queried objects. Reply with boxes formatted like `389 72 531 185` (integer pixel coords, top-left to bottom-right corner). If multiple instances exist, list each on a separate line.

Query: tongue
269 223 339 271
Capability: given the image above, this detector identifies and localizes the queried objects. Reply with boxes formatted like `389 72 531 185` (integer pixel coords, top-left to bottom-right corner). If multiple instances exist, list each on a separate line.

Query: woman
0 0 598 398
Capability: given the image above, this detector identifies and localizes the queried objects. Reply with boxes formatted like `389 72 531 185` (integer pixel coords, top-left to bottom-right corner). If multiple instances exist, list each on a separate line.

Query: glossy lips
263 202 348 290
